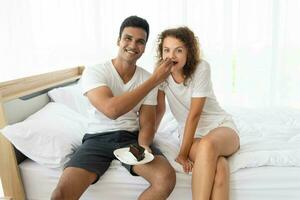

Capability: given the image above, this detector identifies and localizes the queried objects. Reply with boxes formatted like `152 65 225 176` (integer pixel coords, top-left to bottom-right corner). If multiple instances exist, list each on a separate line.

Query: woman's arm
155 90 166 131
176 97 206 172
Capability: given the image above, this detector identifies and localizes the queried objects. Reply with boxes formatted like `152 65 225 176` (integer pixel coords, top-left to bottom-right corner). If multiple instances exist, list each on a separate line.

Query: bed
1 67 300 200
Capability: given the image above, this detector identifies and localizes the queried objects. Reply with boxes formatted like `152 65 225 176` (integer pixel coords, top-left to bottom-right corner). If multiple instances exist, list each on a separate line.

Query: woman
155 27 240 200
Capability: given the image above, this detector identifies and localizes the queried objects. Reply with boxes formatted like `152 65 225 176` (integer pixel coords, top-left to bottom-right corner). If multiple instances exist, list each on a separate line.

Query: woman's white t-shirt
159 60 232 138
81 60 157 134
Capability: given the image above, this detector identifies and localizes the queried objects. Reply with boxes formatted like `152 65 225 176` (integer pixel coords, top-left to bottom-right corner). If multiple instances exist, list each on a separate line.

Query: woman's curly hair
156 27 201 85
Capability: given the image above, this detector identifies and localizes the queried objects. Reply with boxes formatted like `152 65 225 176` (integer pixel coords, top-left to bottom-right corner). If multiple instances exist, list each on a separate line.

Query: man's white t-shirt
159 60 232 138
81 60 157 134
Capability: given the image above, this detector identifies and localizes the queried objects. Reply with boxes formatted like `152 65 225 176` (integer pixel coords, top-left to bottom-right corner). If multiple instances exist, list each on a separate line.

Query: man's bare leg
51 167 97 200
133 155 176 200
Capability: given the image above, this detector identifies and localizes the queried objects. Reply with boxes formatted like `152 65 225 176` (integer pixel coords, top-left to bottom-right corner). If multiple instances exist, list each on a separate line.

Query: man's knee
51 187 65 200
153 165 176 194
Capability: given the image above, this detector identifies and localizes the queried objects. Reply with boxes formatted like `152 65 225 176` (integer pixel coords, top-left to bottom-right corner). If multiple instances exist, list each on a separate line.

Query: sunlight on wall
1 0 300 108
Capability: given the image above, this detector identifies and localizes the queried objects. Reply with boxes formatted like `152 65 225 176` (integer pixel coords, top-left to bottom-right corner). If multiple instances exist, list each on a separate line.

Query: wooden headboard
0 66 84 200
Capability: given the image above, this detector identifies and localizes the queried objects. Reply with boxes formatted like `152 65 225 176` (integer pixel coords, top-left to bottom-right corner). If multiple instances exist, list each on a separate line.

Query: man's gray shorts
65 130 163 184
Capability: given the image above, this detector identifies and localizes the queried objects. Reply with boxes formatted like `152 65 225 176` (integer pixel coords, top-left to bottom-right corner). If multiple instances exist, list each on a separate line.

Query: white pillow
2 102 87 168
48 82 90 117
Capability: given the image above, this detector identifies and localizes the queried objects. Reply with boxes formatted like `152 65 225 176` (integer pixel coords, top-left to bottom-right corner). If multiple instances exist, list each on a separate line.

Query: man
51 16 175 200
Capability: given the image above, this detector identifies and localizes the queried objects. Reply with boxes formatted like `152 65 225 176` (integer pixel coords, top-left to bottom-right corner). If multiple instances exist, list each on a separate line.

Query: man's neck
112 58 137 84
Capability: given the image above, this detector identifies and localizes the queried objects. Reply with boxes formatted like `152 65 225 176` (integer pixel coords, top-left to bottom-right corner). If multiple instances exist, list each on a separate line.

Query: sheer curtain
0 0 299 108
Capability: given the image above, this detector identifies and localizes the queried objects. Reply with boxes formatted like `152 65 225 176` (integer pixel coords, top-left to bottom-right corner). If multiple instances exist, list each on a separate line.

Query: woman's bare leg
188 127 239 200
210 157 229 200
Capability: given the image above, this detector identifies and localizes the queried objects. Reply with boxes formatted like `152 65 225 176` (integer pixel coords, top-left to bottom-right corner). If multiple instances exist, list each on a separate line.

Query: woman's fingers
175 155 194 173
183 160 193 173
187 160 194 172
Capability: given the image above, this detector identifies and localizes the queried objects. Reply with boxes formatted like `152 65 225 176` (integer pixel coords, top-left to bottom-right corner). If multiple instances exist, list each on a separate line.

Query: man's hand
152 58 173 84
175 154 193 173
139 144 152 153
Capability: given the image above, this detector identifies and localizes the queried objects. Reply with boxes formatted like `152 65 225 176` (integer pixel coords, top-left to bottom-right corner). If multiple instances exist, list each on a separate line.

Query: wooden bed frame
0 66 84 200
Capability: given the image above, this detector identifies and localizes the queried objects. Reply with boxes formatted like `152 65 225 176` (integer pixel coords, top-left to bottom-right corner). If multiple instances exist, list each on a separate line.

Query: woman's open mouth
172 61 178 65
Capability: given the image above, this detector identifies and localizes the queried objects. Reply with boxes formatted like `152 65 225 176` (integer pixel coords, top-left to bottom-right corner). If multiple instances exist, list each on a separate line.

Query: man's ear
117 38 120 46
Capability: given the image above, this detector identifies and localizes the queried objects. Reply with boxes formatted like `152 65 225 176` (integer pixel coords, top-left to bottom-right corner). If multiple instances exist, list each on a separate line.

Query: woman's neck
171 70 185 84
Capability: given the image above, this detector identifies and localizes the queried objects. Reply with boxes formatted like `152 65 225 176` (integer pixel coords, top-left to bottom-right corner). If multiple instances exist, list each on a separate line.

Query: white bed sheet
20 159 300 200
18 101 300 199
20 159 191 200
156 106 300 174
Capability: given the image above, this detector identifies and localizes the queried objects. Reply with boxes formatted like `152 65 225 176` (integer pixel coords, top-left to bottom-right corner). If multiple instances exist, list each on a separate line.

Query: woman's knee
197 137 219 158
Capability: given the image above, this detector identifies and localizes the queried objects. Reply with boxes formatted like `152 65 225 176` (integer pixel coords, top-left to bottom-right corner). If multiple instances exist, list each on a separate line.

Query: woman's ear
117 38 120 46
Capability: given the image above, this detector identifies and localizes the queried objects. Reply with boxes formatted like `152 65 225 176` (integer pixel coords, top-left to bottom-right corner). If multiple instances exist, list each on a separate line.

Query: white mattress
19 106 300 199
20 159 300 200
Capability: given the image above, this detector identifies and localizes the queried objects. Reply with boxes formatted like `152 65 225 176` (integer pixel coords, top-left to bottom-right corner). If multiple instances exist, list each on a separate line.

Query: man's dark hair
119 16 149 42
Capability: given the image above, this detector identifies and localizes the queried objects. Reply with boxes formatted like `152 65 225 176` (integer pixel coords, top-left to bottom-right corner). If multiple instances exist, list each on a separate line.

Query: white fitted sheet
18 106 300 199
20 159 300 200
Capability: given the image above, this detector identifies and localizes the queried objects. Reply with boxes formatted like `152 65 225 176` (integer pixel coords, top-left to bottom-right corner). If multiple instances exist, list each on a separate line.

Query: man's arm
138 104 156 152
86 59 173 120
